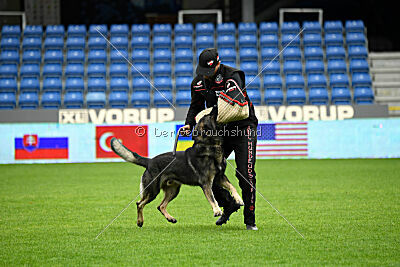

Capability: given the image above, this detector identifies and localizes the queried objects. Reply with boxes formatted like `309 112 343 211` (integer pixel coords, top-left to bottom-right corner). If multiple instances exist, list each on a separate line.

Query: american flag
256 122 308 158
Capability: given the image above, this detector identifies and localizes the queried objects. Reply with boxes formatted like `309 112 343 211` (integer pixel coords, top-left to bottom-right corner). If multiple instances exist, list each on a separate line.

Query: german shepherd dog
110 108 244 227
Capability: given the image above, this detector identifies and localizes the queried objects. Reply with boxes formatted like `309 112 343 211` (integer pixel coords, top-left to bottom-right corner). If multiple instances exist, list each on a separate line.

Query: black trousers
212 125 257 225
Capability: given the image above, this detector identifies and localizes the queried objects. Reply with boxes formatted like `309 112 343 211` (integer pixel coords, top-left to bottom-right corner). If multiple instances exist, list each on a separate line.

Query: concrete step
369 52 400 59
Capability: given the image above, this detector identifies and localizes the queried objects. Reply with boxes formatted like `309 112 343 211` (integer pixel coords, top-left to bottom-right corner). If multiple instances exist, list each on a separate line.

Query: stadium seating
19 92 39 109
325 33 344 46
303 21 321 34
86 91 107 108
44 49 63 63
110 77 129 92
327 59 347 74
132 76 151 91
324 21 343 33
88 77 107 92
247 89 261 105
217 34 236 49
261 60 280 74
175 62 193 76
20 77 40 93
1 50 19 64
239 22 257 35
286 74 305 89
176 90 191 107
283 60 302 74
153 24 172 36
0 78 17 93
0 92 16 109
0 64 18 78
46 25 65 37
195 23 214 36
87 63 107 78
67 25 86 37
110 49 128 63
353 86 374 104
283 46 302 60
260 22 278 35
239 34 257 48
20 64 40 78
1 37 20 50
246 75 261 90
304 46 324 60
41 91 61 109
44 37 64 50
305 60 324 74
1 25 21 38
303 33 322 46
24 25 43 37
131 62 150 78
286 88 306 105
175 35 193 49
307 73 327 88
154 90 173 107
66 49 85 63
260 34 279 48
109 63 129 78
264 89 284 105
309 87 329 105
175 48 193 63
154 76 173 90
131 90 150 107
345 20 365 33
110 24 129 37
175 23 193 36
331 87 352 105
109 91 129 108
281 21 300 34
217 23 236 35
64 91 84 108
42 77 62 93
88 24 107 37
263 74 282 90
22 49 41 63
65 77 85 92
88 36 108 49
42 63 63 78
153 48 172 63
131 24 150 37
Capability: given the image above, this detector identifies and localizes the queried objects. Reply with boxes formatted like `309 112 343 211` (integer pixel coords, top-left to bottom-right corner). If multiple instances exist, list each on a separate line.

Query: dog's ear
210 106 218 120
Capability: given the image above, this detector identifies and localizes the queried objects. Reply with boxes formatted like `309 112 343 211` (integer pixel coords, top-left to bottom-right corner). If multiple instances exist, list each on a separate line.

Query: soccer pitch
1 159 399 265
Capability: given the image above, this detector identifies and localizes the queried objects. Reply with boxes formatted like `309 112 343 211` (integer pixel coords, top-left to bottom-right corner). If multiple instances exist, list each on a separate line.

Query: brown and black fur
110 108 243 227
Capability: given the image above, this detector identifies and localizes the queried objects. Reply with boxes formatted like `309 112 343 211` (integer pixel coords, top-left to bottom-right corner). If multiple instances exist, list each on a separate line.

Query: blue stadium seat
153 35 171 49
348 45 368 59
286 88 306 105
223 60 236 68
354 86 374 104
352 72 372 87
24 25 43 37
88 36 107 49
153 24 172 36
44 37 64 50
44 49 63 63
41 91 61 109
131 62 150 78
325 33 344 46
261 60 280 74
0 64 18 78
246 89 261 105
281 21 300 34
309 87 329 105
260 34 279 48
329 73 349 87
217 34 235 49
22 49 41 63
283 46 302 60
283 60 302 74
307 73 327 88
217 23 236 35
240 47 258 61
109 91 129 108
281 33 300 47
66 37 85 50
109 63 129 78
110 36 129 50
346 32 366 46
174 23 193 36
175 48 193 63
42 63 62 78
0 78 17 93
261 47 279 61
66 49 85 63
305 60 324 74
238 35 257 48
65 77 85 92
154 76 173 90
331 86 352 105
175 89 191 107
45 25 65 37
65 63 84 78
20 63 40 78
110 24 129 37
304 46 324 60
174 35 193 49
153 63 172 77
245 75 261 90
0 92 16 109
22 37 42 50
238 22 257 35
345 20 365 33
19 92 39 109
153 48 172 63
87 77 107 92
263 74 282 89
349 58 369 73
303 33 322 47
175 76 192 90
196 35 214 50
67 25 86 37
196 23 214 36
327 59 347 74
219 47 236 62
131 36 150 49
0 50 19 64
88 24 107 37
1 25 21 38
240 61 258 75
1 37 20 50
131 24 151 37
86 91 107 108
303 21 321 34
132 76 151 91
64 91 84 108
264 89 283 105
87 63 106 78
175 62 193 76
326 46 346 60
260 22 278 35
324 21 343 33
285 74 305 89
110 49 128 63
154 90 173 107
131 90 150 107
42 77 62 93
110 77 129 92
87 49 107 64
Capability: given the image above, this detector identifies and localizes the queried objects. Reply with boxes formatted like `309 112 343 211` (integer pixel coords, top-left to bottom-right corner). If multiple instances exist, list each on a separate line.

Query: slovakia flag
15 135 69 160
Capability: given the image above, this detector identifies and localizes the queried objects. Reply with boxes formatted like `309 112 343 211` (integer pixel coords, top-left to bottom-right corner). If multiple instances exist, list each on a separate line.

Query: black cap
196 48 220 76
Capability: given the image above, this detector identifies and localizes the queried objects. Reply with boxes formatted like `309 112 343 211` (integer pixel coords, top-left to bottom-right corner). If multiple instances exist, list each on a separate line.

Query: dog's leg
202 183 223 217
157 182 181 223
136 196 152 227
218 175 244 206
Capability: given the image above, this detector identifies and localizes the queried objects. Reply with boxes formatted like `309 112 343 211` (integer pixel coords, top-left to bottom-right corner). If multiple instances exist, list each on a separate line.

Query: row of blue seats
0 72 372 94
1 20 365 39
0 85 374 110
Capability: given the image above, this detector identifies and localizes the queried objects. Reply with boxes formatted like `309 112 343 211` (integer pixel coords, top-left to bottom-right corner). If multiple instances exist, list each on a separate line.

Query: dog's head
192 107 220 143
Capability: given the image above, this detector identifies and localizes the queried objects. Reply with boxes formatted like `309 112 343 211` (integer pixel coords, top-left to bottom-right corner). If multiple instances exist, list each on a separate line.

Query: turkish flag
96 125 148 159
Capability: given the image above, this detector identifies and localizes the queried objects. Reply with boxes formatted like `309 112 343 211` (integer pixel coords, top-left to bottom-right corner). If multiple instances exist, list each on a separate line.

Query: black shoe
246 224 258 230
216 203 241 225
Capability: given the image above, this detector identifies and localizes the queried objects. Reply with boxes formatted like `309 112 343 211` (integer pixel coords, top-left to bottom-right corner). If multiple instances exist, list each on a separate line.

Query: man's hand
181 125 191 137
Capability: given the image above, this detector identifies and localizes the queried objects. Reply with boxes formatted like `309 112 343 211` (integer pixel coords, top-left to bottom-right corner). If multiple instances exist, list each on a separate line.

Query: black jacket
185 64 258 130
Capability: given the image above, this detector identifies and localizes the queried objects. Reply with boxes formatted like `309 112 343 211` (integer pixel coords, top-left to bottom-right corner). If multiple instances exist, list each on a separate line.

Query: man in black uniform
182 48 259 230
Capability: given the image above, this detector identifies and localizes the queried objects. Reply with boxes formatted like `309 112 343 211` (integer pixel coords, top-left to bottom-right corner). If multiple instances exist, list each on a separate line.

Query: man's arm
184 79 206 130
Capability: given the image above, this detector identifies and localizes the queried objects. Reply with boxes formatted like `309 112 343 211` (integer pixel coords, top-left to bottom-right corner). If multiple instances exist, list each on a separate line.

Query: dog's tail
110 137 148 168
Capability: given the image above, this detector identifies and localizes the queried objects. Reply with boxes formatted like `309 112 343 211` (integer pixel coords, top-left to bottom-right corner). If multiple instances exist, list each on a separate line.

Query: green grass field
1 159 399 265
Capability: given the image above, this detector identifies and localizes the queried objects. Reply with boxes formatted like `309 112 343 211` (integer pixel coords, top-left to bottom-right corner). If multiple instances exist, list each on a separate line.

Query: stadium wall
1 118 399 164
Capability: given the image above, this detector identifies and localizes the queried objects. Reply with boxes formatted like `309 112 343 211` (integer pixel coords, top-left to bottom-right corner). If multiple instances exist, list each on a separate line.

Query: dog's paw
137 221 143 227
236 200 245 206
167 217 177 224
213 208 223 217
